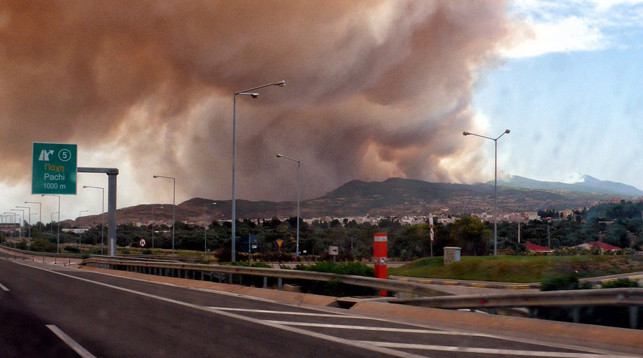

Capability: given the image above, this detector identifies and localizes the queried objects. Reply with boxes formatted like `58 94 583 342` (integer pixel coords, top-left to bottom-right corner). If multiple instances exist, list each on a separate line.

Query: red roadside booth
373 233 388 296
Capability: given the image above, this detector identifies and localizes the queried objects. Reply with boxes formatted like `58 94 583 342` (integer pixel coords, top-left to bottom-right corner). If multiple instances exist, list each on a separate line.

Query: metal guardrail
387 288 643 308
0 245 85 259
80 257 448 297
388 288 643 329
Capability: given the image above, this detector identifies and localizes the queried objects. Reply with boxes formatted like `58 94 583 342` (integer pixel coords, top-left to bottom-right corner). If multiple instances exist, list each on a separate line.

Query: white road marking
0 282 9 291
208 307 353 317
265 321 488 336
18 263 426 358
361 341 632 358
46 325 96 358
5 259 634 358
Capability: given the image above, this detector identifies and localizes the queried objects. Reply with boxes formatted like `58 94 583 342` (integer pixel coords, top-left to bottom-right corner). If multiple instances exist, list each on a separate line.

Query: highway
0 252 639 358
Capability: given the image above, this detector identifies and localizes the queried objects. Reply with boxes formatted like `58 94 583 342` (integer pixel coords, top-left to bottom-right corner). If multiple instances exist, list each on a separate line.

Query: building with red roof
524 242 552 253
577 241 621 253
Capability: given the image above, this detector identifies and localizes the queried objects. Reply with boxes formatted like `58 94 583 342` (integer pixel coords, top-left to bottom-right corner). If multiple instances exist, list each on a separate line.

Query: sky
0 0 641 222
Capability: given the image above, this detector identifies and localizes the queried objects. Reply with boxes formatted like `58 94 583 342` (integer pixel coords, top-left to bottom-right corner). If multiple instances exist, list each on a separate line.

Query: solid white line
4 258 632 358
22 264 426 358
46 325 96 358
208 307 353 317
361 341 633 358
0 282 9 291
265 321 485 336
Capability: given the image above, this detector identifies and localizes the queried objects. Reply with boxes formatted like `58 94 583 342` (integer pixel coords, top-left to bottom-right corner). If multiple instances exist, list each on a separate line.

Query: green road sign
32 143 77 195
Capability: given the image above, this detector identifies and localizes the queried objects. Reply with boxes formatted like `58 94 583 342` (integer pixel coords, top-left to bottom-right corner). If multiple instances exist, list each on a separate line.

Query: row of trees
3 201 642 261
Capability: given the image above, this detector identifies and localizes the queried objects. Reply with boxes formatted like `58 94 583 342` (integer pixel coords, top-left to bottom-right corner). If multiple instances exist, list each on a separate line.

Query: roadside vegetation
389 255 643 283
2 200 641 267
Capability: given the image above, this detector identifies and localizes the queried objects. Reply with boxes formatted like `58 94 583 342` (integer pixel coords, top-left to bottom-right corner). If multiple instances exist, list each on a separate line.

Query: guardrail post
630 306 639 329
278 277 283 290
572 307 580 323
263 276 268 289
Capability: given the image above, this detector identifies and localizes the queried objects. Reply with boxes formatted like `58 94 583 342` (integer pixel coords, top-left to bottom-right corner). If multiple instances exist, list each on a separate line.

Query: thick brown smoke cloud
0 1 516 204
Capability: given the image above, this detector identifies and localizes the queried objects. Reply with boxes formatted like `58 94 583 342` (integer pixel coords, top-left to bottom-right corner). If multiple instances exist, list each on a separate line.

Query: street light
42 194 61 253
153 175 176 255
25 201 42 232
78 210 88 248
3 212 17 238
11 209 25 239
204 202 216 253
276 153 301 257
51 212 59 235
16 206 31 238
84 185 105 254
231 80 285 262
463 129 510 256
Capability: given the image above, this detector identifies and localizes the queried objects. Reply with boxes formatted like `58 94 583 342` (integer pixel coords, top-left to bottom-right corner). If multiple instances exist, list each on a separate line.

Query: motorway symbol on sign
32 143 77 195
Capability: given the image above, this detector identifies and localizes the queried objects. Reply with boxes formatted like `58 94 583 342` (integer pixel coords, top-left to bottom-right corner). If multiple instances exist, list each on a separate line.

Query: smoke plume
0 1 517 206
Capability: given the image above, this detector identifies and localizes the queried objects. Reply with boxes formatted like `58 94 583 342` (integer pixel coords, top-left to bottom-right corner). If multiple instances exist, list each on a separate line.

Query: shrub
601 278 640 288
541 274 592 291
63 246 80 254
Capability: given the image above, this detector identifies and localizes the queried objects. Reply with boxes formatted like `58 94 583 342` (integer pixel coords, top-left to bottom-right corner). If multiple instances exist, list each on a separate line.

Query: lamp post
276 153 301 256
11 209 25 239
3 212 17 238
42 194 61 253
51 212 59 235
78 210 88 248
84 185 105 254
16 206 31 238
25 201 42 232
204 202 216 253
463 129 510 256
153 175 176 255
231 80 285 262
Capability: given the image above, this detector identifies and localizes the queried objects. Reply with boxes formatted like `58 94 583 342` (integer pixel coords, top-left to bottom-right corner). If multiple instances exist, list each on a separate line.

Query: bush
30 238 56 252
63 246 80 254
601 278 640 288
541 274 592 291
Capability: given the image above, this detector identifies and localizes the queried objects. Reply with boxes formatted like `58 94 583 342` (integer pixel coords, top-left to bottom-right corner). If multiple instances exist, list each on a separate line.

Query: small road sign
32 143 77 195
329 246 338 256
139 239 146 247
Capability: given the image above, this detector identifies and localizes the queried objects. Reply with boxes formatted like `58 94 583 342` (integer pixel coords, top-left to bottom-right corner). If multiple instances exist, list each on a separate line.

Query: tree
449 216 489 256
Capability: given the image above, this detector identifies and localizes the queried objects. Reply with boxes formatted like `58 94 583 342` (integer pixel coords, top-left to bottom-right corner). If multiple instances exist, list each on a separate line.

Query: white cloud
503 0 643 58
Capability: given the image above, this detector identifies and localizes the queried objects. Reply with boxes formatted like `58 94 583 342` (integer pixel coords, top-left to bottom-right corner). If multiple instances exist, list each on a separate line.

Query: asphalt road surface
0 253 638 358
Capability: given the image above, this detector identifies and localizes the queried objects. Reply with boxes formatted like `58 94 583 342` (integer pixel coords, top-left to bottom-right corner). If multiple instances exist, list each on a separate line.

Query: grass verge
388 255 643 283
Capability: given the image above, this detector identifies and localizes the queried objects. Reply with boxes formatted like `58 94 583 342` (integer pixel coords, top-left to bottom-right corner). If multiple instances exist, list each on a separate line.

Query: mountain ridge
498 175 643 196
75 175 641 226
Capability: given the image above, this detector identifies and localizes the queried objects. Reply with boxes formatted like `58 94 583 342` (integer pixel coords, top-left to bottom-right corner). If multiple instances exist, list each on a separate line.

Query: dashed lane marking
12 260 426 358
46 325 96 358
0 282 9 291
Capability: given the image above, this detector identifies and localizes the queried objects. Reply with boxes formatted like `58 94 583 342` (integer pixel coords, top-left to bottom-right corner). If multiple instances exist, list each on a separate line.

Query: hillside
498 175 643 197
75 177 640 226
